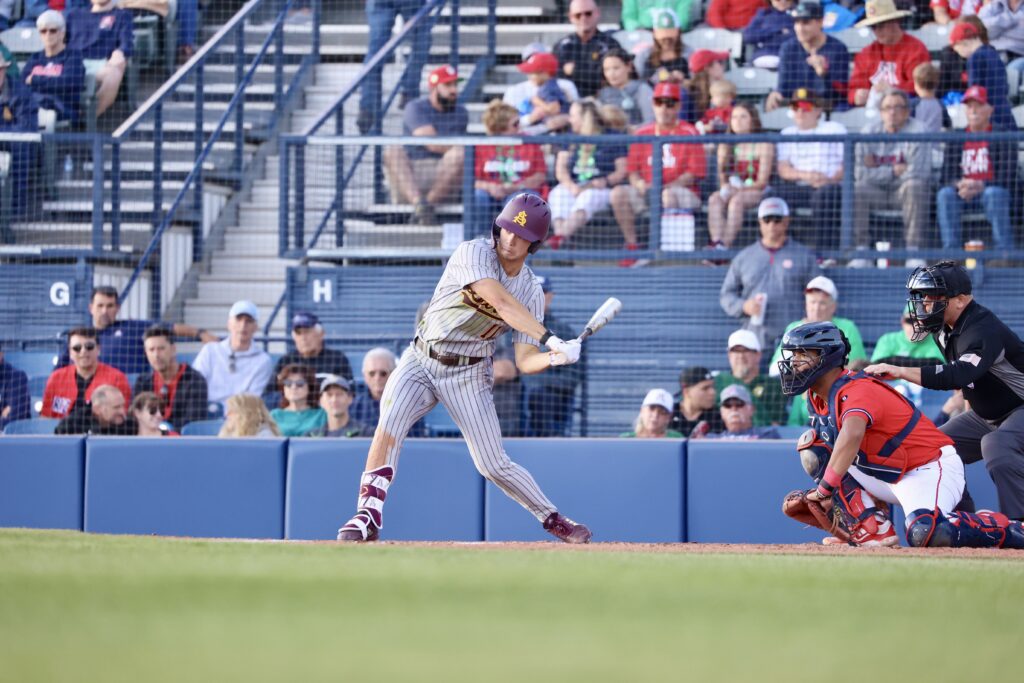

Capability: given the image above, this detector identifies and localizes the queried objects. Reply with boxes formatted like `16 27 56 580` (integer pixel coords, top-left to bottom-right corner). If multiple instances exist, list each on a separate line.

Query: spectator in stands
621 0 695 31
597 47 655 128
775 88 846 246
0 348 30 431
0 1 11 31
55 383 132 435
504 43 578 136
621 388 685 438
134 325 208 432
708 103 774 249
266 311 353 397
706 383 782 439
742 0 796 70
0 51 39 221
42 327 131 420
671 367 725 436
192 300 274 412
218 393 280 437
950 19 1017 130
849 0 930 107
356 0 436 134
22 11 85 126
517 51 571 132
131 391 178 437
687 49 729 122
767 1 850 112
554 0 623 98
978 0 1024 75
697 79 736 135
58 286 216 374
309 375 370 438
930 0 981 25
350 347 397 430
636 9 691 90
492 333 523 437
937 85 1017 255
269 364 325 437
522 275 583 436
0 42 17 79
610 81 705 267
870 311 945 367
714 329 789 426
912 62 950 132
383 65 468 226
708 0 767 29
852 89 931 268
65 0 134 117
472 100 548 237
547 99 629 250
719 197 820 347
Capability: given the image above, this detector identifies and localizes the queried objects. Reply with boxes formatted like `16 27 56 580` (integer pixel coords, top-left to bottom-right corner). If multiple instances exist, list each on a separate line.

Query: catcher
778 321 1024 549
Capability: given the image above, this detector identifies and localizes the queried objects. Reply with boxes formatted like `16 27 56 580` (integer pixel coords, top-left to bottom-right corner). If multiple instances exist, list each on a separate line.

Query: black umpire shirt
921 300 1024 422
553 31 622 98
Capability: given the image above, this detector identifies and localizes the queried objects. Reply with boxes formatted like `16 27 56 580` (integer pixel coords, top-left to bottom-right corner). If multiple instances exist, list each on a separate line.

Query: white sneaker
905 258 926 268
847 258 871 269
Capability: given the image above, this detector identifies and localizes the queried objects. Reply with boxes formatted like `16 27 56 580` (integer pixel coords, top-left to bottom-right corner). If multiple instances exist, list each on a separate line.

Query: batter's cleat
337 512 380 542
543 512 592 544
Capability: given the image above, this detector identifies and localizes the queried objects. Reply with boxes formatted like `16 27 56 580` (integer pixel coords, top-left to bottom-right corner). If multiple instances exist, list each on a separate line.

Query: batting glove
547 338 581 365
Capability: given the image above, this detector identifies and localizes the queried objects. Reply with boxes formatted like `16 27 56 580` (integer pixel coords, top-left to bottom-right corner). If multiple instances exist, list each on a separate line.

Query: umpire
864 261 1024 520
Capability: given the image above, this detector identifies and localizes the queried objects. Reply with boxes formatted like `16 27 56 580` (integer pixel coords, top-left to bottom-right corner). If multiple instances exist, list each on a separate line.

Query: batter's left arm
808 415 867 501
470 278 547 342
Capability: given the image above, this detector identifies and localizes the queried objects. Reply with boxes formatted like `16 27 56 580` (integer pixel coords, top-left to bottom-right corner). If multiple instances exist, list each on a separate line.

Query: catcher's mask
491 192 550 254
777 322 850 396
905 261 972 342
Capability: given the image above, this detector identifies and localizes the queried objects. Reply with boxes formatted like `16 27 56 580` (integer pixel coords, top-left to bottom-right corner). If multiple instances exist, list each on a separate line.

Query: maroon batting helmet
492 193 550 254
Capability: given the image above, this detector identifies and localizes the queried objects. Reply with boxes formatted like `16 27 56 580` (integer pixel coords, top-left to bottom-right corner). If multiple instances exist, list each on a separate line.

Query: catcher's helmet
777 322 850 396
492 193 550 254
905 261 972 342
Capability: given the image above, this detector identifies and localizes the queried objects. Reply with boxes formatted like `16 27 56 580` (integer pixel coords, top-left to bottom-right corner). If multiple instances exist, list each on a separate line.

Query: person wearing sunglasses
350 347 403 432
22 10 85 127
553 0 623 98
269 364 326 437
42 327 131 420
131 391 178 437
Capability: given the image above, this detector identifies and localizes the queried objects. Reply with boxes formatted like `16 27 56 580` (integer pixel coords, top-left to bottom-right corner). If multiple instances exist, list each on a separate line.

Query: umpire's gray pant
940 406 1024 520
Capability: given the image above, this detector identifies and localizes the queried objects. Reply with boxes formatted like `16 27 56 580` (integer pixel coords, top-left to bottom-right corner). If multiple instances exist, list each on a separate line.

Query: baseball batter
337 194 592 543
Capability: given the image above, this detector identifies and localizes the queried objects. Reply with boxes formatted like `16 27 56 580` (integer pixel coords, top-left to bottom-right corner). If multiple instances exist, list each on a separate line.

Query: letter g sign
50 281 70 307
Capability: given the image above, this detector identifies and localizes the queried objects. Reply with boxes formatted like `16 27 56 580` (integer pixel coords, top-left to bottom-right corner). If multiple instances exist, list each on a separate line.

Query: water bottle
63 154 74 182
689 420 711 439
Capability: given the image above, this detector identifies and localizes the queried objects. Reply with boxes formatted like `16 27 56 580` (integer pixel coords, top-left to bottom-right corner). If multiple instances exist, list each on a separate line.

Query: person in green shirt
620 388 685 438
870 312 944 365
714 328 790 426
621 0 695 31
269 363 326 437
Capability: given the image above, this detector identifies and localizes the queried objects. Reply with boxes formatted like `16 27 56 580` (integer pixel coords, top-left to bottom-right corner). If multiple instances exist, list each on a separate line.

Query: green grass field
1 530 1022 683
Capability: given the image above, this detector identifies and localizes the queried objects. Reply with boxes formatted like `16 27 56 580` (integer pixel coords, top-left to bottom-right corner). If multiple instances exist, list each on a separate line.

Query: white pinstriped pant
374 343 556 521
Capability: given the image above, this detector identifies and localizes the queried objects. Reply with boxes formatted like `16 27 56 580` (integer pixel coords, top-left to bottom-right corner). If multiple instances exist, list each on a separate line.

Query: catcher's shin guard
832 479 898 547
337 466 394 542
906 508 1024 548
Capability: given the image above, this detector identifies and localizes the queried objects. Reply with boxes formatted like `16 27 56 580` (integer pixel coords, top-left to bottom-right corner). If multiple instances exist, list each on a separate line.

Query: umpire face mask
906 293 948 342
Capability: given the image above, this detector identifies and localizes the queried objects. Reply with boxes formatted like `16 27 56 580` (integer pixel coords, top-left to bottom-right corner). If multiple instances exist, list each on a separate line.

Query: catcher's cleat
337 512 380 542
543 512 592 544
849 514 899 547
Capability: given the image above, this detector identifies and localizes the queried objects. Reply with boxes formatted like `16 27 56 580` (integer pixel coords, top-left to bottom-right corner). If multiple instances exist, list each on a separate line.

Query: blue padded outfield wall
0 436 1002 542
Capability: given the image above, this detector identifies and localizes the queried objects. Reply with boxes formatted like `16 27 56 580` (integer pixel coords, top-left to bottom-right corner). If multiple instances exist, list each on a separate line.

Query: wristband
539 330 553 345
816 465 842 498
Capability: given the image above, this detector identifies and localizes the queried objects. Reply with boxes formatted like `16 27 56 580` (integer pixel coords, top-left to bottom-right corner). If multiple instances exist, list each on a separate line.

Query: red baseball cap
688 49 729 75
962 85 989 105
518 52 558 76
949 21 981 45
653 81 681 101
428 65 461 87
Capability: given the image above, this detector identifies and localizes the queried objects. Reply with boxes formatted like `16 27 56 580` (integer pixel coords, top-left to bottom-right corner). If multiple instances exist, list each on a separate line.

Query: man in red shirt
848 0 930 107
778 321 1024 548
706 0 767 30
610 81 705 266
41 327 131 419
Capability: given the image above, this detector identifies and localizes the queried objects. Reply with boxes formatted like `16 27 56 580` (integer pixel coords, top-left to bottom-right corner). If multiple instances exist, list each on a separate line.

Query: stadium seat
832 26 875 53
758 105 795 131
725 67 778 98
181 419 225 436
909 24 951 54
3 418 60 435
612 29 652 57
829 106 879 132
4 352 58 378
683 27 743 60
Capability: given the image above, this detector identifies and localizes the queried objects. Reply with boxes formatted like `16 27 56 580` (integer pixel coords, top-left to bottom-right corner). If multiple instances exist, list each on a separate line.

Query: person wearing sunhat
383 64 469 226
767 1 850 112
848 0 930 107
621 388 686 438
949 19 1016 130
741 0 796 70
621 0 695 31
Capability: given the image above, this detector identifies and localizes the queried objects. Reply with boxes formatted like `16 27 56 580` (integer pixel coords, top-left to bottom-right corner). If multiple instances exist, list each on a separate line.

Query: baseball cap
949 21 981 45
727 329 762 352
642 388 675 412
521 42 548 62
757 196 789 219
805 275 838 301
229 299 259 322
428 65 461 87
679 366 714 387
653 81 681 101
653 8 680 30
688 49 729 75
291 311 319 329
790 1 824 20
962 85 989 105
320 374 354 394
789 87 822 111
721 383 753 405
518 52 558 76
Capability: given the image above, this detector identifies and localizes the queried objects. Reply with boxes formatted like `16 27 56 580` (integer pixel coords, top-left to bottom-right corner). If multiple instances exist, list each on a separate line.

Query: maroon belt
415 337 485 367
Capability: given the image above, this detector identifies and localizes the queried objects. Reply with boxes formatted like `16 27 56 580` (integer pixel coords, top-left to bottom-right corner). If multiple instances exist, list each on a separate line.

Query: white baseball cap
229 299 260 322
642 388 675 412
727 329 762 352
720 383 753 405
805 275 838 301
757 196 789 219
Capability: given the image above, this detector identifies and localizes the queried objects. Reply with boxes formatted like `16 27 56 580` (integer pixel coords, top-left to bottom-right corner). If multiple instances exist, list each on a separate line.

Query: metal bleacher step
222 233 282 254
195 279 286 303
337 220 444 249
208 255 293 279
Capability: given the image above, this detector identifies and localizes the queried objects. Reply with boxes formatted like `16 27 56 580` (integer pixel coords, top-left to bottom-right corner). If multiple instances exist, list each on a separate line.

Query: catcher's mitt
782 489 852 544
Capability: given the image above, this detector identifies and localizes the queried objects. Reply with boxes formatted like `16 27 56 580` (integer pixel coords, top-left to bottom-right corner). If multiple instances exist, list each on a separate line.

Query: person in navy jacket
23 11 86 126
950 19 1017 131
0 348 31 431
766 1 850 112
742 0 796 69
0 51 39 220
66 0 133 116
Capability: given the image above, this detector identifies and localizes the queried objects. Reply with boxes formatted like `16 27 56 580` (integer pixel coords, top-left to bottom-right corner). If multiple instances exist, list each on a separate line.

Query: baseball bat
577 297 622 342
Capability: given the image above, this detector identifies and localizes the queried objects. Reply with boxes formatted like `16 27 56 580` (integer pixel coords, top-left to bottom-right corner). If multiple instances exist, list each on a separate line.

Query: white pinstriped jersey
417 238 544 357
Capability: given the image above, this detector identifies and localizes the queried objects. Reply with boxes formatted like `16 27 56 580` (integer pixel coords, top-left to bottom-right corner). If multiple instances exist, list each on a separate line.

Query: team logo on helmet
513 210 529 227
